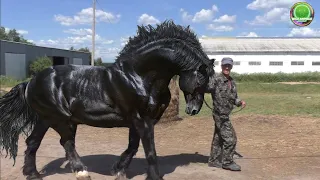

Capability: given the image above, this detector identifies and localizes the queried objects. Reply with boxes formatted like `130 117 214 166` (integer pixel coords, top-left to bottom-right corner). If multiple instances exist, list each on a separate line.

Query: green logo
290 2 314 26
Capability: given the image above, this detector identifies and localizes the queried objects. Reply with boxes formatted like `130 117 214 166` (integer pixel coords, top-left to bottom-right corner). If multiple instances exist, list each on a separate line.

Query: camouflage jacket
205 73 242 115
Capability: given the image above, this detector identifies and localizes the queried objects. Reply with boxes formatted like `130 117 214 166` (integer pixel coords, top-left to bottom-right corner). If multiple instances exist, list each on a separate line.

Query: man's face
221 64 232 75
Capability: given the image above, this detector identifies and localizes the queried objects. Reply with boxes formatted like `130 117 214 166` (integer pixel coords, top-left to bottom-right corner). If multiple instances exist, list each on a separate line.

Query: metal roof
200 37 320 53
0 39 91 54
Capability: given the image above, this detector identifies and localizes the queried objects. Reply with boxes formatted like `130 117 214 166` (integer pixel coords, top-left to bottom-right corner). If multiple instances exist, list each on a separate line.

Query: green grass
0 76 31 88
231 71 320 82
179 82 320 118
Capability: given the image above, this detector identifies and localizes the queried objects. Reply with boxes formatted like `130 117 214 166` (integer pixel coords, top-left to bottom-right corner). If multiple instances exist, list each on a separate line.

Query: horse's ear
209 58 215 67
210 58 215 63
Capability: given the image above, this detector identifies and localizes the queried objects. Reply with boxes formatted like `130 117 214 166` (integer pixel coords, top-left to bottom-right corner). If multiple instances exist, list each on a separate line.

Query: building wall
208 54 320 74
0 40 90 80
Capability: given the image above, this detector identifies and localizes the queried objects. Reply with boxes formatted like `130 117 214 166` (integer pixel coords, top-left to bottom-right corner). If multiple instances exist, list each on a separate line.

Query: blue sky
2 0 320 62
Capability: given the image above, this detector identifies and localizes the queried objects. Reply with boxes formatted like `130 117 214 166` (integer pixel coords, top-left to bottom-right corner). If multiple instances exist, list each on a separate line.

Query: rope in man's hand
203 99 245 114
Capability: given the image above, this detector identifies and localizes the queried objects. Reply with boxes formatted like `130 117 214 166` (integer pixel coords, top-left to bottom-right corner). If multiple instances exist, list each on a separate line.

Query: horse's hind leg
112 126 140 179
52 122 91 180
23 120 49 180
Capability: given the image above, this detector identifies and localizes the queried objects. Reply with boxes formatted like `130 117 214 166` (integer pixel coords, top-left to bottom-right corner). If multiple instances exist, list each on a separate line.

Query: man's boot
222 162 241 171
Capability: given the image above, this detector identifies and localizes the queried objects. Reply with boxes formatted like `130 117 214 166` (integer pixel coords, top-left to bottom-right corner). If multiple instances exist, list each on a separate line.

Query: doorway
52 56 65 66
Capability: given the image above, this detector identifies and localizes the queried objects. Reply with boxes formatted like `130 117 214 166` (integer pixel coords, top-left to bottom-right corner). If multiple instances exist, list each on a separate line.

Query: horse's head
179 59 215 115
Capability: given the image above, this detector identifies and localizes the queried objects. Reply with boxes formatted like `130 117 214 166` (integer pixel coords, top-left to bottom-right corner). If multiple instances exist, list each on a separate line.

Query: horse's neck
110 61 173 94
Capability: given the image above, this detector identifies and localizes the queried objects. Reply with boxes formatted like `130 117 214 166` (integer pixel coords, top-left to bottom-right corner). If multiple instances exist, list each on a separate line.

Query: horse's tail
0 82 38 165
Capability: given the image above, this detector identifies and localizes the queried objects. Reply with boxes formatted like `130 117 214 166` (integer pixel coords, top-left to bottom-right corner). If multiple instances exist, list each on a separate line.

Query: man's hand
240 100 246 108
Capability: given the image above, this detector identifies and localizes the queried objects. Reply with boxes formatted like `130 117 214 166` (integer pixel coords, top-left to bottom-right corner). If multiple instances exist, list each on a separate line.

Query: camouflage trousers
208 113 237 165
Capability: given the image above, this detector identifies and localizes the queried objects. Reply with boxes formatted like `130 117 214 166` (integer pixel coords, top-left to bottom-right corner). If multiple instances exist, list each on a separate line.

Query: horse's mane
115 20 211 68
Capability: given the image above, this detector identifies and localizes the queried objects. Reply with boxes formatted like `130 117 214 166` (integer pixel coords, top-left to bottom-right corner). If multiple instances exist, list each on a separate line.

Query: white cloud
95 46 121 62
180 8 193 22
63 28 92 36
287 27 320 37
213 15 236 23
54 7 121 26
207 24 233 31
35 34 113 51
120 36 130 47
17 30 28 35
33 32 117 62
245 0 305 26
245 7 289 25
35 35 133 62
138 14 160 25
180 5 219 23
238 32 259 37
247 0 304 10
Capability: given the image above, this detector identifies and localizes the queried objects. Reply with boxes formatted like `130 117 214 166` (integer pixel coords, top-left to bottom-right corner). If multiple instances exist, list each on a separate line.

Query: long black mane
115 20 212 71
0 20 215 180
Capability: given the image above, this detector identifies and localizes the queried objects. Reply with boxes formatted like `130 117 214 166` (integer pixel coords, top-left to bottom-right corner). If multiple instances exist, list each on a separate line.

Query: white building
200 37 320 74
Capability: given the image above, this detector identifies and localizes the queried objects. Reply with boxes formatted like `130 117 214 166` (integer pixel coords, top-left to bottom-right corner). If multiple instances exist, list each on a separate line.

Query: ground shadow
39 152 208 179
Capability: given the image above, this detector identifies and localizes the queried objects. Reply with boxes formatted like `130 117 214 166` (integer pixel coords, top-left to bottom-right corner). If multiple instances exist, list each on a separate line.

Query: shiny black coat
0 20 214 180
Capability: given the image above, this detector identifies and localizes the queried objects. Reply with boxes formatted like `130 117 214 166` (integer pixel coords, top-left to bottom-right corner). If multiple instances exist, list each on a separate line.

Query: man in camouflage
205 57 246 171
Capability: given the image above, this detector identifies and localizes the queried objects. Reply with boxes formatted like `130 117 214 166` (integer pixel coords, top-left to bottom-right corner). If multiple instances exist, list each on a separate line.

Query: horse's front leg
133 117 163 180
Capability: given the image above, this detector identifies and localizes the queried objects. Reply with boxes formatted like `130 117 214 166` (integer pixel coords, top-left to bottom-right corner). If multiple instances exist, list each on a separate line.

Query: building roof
0 39 91 54
200 37 320 53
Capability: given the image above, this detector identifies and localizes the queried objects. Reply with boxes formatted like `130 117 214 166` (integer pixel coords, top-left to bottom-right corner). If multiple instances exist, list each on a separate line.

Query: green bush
29 56 52 76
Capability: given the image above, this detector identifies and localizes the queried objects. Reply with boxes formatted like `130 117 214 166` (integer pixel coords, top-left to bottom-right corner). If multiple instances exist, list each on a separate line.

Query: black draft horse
0 20 214 180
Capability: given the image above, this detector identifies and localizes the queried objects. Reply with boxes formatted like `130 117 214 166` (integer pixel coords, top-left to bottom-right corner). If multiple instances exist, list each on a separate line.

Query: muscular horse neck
114 46 201 93
110 20 211 94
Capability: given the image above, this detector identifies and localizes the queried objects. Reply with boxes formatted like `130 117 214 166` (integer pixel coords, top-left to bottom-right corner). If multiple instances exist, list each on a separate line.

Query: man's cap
221 57 233 65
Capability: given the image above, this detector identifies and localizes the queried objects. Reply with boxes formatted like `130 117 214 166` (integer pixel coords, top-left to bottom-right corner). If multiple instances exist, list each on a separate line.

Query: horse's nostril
191 109 197 115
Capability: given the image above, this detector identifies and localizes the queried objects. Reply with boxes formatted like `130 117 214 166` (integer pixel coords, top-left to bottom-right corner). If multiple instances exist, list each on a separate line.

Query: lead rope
203 99 244 114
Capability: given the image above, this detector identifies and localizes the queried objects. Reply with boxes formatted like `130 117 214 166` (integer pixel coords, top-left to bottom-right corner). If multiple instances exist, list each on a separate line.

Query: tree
0 27 8 40
94 57 104 66
0 26 34 45
29 56 53 76
77 47 90 52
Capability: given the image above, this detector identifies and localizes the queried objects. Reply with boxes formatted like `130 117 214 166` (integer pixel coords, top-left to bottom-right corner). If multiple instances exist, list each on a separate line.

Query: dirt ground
1 114 320 180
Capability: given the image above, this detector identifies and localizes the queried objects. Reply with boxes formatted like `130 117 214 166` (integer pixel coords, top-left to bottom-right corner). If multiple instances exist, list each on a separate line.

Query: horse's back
25 64 110 119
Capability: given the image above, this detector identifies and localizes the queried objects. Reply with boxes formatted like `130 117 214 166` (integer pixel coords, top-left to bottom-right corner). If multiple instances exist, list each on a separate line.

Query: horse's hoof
26 173 43 180
111 162 120 175
76 170 91 180
115 171 128 180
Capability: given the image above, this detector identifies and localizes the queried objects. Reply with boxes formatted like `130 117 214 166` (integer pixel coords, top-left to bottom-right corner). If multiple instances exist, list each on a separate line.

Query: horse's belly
72 112 129 128
70 100 129 128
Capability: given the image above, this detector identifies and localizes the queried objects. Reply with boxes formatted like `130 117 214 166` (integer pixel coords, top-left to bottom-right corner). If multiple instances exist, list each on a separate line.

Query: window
312 61 320 65
291 61 304 65
233 61 240 65
269 61 283 66
248 61 261 65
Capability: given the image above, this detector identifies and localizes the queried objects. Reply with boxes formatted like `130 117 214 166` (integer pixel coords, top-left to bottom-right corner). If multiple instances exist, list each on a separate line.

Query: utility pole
91 0 96 66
